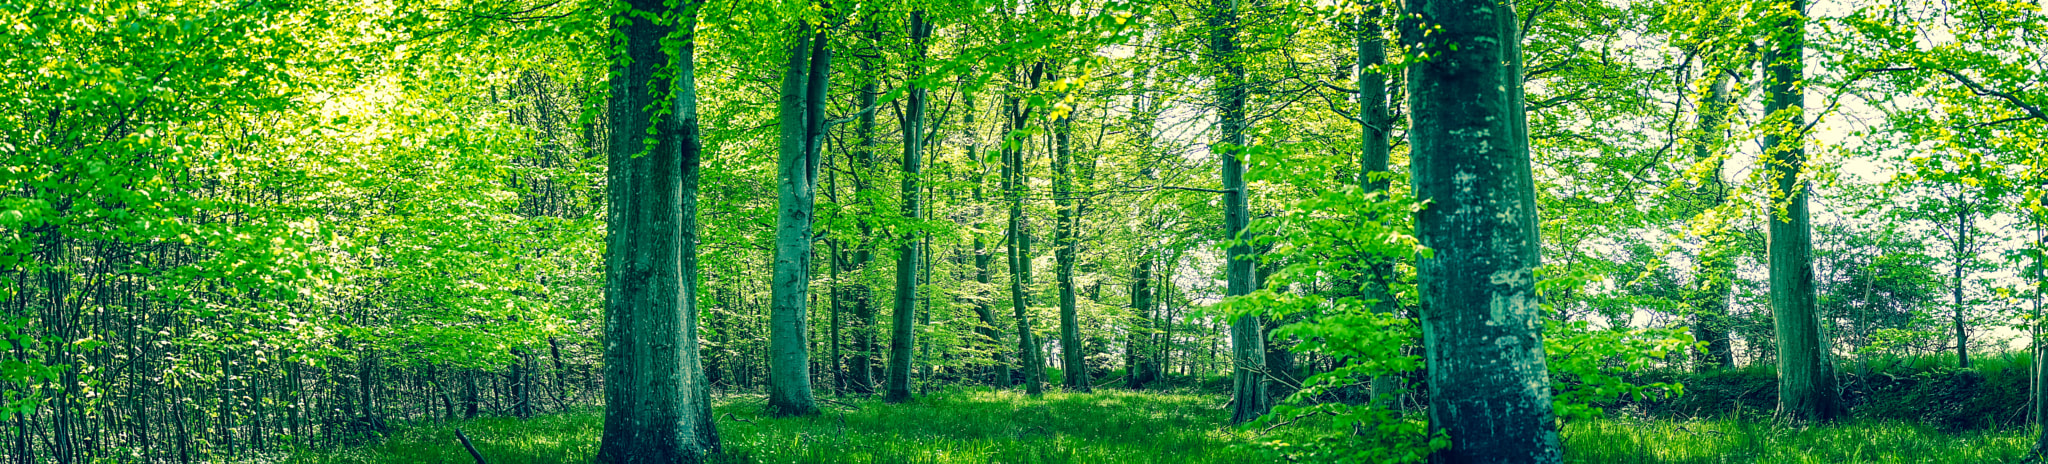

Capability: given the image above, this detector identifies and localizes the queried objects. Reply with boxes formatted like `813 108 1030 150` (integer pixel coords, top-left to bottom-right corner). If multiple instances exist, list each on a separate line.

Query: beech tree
767 16 831 418
598 0 720 461
1402 0 1562 459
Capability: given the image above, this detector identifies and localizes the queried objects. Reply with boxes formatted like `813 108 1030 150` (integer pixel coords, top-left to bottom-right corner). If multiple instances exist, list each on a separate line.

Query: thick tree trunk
886 11 931 404
1208 0 1267 425
1761 0 1842 423
768 21 828 417
1688 70 1738 371
1401 0 1563 460
597 1 721 460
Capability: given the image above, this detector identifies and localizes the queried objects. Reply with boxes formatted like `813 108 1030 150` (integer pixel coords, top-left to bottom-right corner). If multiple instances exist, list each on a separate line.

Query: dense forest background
4 0 2047 462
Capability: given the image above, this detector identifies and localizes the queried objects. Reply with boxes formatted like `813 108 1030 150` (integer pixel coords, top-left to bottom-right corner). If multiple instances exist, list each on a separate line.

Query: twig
721 412 757 425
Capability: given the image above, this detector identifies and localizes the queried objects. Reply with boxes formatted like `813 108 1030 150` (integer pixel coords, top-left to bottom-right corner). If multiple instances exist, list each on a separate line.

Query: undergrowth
279 388 2042 464
281 389 1279 464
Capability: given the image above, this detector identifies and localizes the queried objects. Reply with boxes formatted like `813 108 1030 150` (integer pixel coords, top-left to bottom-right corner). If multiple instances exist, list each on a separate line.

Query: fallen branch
721 412 757 425
454 428 489 464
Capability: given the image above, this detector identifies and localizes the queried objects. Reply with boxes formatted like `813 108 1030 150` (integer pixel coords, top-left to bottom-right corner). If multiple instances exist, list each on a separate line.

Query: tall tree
1005 62 1047 395
1354 5 1402 407
1054 73 1090 393
966 89 1013 387
598 0 721 460
1761 0 1841 423
1402 0 1562 459
841 21 885 395
886 10 932 404
1208 0 1267 424
768 17 831 417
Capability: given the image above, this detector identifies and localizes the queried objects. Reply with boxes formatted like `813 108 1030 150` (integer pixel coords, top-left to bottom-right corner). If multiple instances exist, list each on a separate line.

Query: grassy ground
1562 417 2035 463
279 390 2043 464
280 389 1277 464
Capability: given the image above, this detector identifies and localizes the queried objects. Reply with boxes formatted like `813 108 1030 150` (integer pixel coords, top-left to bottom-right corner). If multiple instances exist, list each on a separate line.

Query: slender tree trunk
1053 83 1089 393
843 24 884 396
1401 0 1563 460
1127 258 1155 390
1954 201 1971 369
1208 0 1267 424
968 91 1012 387
1689 70 1739 370
1354 7 1403 408
596 1 722 461
1005 65 1046 395
2029 220 2046 456
767 20 830 417
1761 0 1841 423
886 11 931 403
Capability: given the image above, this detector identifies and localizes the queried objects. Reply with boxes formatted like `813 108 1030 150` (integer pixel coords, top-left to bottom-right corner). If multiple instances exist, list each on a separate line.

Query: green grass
279 390 2044 464
280 389 1277 464
1562 417 2036 463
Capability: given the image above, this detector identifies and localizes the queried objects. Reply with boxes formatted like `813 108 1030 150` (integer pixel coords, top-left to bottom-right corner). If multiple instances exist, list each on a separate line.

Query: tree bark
1208 0 1267 425
1401 0 1563 460
886 11 931 404
597 0 721 460
1761 0 1842 423
768 20 829 417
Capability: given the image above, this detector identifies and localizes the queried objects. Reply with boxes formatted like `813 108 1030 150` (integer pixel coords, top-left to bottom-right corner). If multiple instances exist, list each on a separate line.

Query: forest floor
279 389 2039 464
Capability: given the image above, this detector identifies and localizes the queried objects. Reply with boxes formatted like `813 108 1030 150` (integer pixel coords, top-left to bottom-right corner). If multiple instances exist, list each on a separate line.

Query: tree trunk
1354 7 1404 408
968 91 1011 387
1954 200 1971 369
1127 258 1156 390
1208 0 1267 425
1054 81 1089 393
1688 70 1738 371
842 23 884 397
596 1 722 461
1006 65 1046 395
1402 0 1563 460
1761 0 1842 423
767 20 829 417
886 11 931 404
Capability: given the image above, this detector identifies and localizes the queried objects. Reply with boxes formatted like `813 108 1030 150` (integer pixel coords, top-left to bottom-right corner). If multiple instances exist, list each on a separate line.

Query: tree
1354 4 1401 407
1005 62 1048 395
1402 0 1562 459
768 16 831 417
1760 0 1841 423
886 10 932 404
1054 69 1090 393
1208 0 1268 425
597 0 721 461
